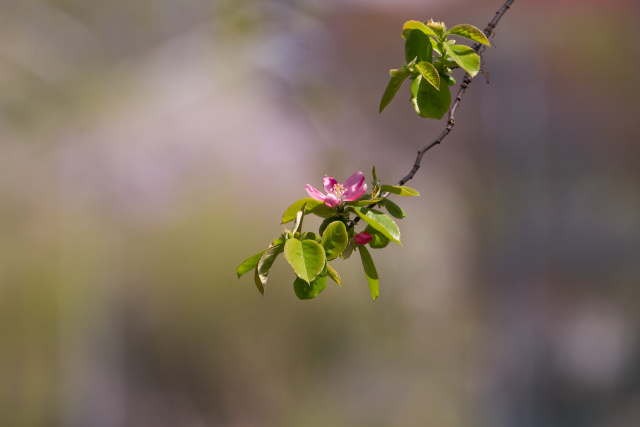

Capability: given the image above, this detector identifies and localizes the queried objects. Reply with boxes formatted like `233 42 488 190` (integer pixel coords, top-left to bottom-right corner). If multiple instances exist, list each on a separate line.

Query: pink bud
354 232 373 245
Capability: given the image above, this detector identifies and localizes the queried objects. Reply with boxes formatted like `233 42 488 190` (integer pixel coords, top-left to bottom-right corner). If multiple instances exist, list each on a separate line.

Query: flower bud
354 232 373 245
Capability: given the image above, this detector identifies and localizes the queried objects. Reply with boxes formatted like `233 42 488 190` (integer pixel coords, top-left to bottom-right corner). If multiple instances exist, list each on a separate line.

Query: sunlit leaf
358 246 379 301
405 29 433 63
282 198 324 224
349 207 401 245
237 250 265 278
401 20 437 39
293 274 327 300
256 243 285 292
379 71 409 114
410 75 451 120
364 225 390 249
321 221 349 260
326 264 341 286
284 239 326 284
381 198 405 219
415 61 439 89
443 43 480 77
448 24 490 46
380 185 420 196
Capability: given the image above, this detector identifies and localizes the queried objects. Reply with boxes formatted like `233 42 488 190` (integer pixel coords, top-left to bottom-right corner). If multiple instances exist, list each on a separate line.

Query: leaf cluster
237 168 419 301
380 20 489 119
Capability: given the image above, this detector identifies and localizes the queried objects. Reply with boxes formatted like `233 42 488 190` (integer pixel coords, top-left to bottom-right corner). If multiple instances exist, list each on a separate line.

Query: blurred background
1 0 639 426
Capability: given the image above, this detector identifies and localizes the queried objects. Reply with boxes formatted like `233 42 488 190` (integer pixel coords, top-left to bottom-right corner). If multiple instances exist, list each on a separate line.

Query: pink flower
354 232 373 245
305 171 367 208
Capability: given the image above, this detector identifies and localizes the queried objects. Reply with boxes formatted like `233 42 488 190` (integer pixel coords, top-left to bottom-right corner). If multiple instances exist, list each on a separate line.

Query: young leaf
349 207 401 245
284 239 326 284
282 198 324 224
405 29 433 63
379 72 409 114
410 75 451 120
358 246 379 301
426 21 447 39
237 250 265 278
364 225 390 249
415 61 440 89
442 43 480 77
326 264 341 286
401 20 437 39
380 185 420 196
321 221 349 260
448 24 490 46
293 274 327 300
256 243 285 292
381 199 406 219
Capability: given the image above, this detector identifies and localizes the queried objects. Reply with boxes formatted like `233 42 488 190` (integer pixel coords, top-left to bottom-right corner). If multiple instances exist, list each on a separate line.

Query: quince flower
305 171 367 208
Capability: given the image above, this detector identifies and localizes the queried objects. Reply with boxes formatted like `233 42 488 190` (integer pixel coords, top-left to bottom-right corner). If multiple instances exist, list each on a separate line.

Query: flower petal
323 193 340 208
343 171 365 194
323 175 338 193
305 185 326 202
343 183 367 201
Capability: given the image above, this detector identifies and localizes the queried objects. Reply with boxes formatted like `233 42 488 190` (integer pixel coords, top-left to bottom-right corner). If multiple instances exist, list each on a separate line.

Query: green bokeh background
1 0 640 426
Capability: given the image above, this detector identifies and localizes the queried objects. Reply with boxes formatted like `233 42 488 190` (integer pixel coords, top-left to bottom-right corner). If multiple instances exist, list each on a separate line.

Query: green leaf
293 274 327 300
344 198 383 207
405 29 433 64
381 198 405 219
379 72 409 114
340 241 356 260
284 239 326 284
380 185 420 196
410 75 451 120
300 231 320 241
310 203 337 219
326 264 341 286
364 225 390 249
415 61 439 89
402 20 437 39
358 246 379 301
349 207 401 245
319 216 348 236
282 198 324 224
254 268 264 295
443 43 480 77
237 250 265 278
321 221 349 260
256 243 285 293
448 24 490 46
441 73 456 86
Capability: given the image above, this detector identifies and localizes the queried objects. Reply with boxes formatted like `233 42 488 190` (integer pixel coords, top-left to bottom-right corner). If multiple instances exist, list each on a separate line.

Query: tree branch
349 0 515 229
397 0 515 186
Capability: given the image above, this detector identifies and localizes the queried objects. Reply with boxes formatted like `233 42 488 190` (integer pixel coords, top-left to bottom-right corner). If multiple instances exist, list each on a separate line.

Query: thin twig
397 0 515 186
350 0 515 228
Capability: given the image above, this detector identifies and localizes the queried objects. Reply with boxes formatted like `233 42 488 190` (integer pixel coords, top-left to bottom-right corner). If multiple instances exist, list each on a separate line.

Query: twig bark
397 0 515 186
349 0 514 228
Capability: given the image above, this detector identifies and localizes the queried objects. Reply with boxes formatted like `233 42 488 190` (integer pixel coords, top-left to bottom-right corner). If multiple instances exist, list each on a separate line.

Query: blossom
354 232 373 245
305 171 367 208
